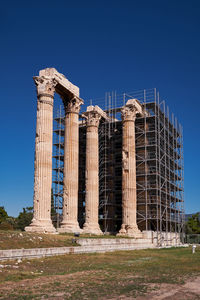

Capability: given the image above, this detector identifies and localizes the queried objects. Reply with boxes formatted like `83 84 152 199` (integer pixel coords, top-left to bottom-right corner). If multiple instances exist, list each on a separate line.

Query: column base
58 221 82 234
25 219 56 234
117 224 143 238
82 223 103 235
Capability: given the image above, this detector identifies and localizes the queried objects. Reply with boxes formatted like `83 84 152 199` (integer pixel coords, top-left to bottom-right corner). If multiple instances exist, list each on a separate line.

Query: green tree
185 213 200 234
16 207 33 231
0 207 17 230
0 206 8 224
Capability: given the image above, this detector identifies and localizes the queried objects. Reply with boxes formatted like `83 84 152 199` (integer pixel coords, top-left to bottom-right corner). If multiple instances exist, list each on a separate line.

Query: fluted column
118 102 142 237
25 77 56 233
82 108 103 235
58 97 83 233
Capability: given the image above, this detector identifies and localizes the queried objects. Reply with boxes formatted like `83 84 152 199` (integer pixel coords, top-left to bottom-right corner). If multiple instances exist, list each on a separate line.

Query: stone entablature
39 68 79 97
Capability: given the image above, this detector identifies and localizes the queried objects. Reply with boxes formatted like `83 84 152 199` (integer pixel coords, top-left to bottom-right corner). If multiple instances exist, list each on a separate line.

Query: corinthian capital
121 98 144 122
33 76 57 97
121 106 137 122
86 111 102 127
82 105 108 127
64 96 84 114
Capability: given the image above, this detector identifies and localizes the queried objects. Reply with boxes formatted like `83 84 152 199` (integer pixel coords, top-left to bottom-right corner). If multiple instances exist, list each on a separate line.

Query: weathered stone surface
25 78 56 233
0 236 186 261
82 106 106 235
26 68 82 234
39 68 79 97
27 68 183 240
143 231 182 246
118 99 144 237
58 97 84 233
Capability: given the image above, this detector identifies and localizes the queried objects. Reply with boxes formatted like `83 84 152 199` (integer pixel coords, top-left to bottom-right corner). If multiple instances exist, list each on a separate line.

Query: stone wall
0 237 187 261
0 238 155 261
143 231 182 246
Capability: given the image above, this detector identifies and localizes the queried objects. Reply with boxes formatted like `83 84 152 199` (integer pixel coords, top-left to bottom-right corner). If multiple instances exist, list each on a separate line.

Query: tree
0 206 8 224
185 213 200 234
16 207 33 231
0 207 16 230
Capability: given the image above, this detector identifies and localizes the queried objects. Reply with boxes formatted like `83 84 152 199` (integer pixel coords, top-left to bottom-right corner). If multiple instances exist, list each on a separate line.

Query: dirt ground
0 247 199 299
0 272 200 299
137 276 200 299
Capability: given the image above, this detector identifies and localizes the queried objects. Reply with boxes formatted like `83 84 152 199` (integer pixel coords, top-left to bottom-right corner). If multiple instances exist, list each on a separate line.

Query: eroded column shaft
118 102 142 237
82 106 106 234
122 119 137 226
59 98 83 233
83 120 102 234
34 97 53 221
63 112 79 226
26 77 56 233
86 126 99 223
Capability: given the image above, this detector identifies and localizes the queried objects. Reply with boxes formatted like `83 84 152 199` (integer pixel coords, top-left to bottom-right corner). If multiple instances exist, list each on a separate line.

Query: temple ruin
26 68 184 245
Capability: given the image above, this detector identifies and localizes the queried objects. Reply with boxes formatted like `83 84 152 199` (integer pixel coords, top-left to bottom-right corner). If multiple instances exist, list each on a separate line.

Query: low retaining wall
78 238 152 246
0 238 155 261
0 236 185 261
143 231 182 246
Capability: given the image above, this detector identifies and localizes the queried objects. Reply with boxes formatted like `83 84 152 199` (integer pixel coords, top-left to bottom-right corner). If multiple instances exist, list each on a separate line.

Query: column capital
121 98 144 122
33 76 57 99
121 105 137 122
82 105 108 127
63 96 84 115
84 111 102 127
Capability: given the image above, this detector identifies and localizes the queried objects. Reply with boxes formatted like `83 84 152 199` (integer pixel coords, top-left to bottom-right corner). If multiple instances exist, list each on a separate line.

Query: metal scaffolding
53 106 64 228
52 88 184 238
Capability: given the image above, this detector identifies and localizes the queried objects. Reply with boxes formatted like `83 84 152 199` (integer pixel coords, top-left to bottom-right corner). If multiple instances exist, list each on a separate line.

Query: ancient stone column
25 77 56 233
58 97 83 233
82 106 103 235
118 100 143 237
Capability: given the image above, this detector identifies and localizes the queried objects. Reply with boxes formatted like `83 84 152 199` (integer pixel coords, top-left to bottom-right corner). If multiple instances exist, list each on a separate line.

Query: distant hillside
185 212 200 222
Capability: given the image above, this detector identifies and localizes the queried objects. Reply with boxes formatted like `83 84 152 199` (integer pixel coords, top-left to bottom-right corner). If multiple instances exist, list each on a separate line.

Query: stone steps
0 238 155 261
78 238 152 246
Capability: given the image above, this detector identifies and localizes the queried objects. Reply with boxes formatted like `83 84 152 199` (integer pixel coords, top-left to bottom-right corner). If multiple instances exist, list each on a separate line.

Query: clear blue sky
0 0 199 216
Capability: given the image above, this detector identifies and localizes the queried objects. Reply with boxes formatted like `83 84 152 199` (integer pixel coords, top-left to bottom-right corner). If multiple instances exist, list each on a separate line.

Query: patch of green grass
0 247 200 299
53 281 61 287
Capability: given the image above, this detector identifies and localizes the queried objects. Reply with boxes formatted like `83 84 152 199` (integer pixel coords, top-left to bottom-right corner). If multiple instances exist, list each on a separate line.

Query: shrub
0 221 14 230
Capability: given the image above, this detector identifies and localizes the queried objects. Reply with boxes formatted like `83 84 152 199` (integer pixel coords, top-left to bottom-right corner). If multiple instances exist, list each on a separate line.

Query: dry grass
0 230 137 250
0 231 77 249
0 247 200 299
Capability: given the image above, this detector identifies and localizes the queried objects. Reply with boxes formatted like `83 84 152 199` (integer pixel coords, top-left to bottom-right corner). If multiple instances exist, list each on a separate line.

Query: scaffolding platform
52 88 184 239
